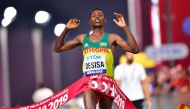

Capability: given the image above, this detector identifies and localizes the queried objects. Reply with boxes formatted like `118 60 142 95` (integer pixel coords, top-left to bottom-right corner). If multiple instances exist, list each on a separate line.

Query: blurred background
0 0 190 109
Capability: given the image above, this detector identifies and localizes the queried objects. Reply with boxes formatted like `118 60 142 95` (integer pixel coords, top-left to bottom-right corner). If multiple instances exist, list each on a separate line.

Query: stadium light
33 10 51 87
1 7 17 27
1 18 12 27
4 7 17 20
54 23 66 36
35 10 51 24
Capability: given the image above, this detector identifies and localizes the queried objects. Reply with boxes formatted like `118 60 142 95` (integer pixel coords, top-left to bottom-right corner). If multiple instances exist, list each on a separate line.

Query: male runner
54 8 139 109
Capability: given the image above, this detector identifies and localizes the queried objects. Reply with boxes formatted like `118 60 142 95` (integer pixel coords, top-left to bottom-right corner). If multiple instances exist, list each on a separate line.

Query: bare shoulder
109 33 121 38
75 33 86 42
108 33 121 41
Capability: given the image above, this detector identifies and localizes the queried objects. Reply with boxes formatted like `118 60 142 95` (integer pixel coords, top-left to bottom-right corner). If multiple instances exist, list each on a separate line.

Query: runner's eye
99 14 103 17
91 15 96 18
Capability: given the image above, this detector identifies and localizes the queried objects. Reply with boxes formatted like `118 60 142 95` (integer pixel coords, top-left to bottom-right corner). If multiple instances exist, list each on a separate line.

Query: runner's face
89 10 106 27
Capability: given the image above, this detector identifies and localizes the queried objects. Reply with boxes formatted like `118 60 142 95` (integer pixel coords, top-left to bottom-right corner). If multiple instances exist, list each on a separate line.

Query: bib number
84 54 106 75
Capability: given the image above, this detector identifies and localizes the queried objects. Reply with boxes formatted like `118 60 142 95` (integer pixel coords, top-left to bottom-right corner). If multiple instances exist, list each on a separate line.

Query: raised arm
113 12 139 54
54 19 83 53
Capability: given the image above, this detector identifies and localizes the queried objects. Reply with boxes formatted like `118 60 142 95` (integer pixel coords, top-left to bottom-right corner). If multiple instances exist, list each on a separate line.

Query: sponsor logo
85 69 106 75
84 43 89 47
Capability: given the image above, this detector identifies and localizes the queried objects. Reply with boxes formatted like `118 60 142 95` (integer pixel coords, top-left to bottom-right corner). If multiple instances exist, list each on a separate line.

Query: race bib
84 54 106 75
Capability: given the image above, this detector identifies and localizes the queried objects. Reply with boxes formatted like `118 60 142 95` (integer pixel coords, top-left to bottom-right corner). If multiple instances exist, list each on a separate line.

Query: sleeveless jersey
82 32 114 78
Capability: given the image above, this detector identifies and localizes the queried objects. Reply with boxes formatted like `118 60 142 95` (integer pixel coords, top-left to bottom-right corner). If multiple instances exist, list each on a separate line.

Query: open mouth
95 19 100 23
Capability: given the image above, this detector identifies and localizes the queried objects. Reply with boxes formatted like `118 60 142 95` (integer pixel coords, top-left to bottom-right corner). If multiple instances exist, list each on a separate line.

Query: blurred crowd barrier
151 92 190 109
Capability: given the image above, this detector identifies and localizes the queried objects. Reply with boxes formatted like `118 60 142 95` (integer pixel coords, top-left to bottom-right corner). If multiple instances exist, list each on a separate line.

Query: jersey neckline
87 32 106 43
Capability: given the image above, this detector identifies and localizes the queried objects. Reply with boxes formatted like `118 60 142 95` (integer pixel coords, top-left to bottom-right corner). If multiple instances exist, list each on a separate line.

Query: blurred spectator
153 65 170 95
170 64 190 105
146 72 155 95
32 83 54 103
186 64 190 77
168 64 189 93
173 64 190 93
114 52 152 109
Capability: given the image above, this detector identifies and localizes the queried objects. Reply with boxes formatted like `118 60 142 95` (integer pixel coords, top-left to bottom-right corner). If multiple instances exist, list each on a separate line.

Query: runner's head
89 8 106 28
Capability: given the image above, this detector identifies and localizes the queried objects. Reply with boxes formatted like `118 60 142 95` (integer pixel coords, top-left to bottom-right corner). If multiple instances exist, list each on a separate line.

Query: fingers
114 12 123 18
113 19 118 24
66 18 80 29
70 18 80 24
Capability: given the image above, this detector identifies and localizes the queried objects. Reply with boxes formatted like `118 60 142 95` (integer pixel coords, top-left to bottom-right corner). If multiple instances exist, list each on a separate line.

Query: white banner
145 43 189 61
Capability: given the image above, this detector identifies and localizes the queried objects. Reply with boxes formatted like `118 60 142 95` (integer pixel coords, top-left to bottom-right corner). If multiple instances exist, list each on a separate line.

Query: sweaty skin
54 9 139 109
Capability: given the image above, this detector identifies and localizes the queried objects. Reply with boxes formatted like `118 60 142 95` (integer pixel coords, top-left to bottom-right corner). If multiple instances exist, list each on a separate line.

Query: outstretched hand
113 12 128 28
66 18 80 29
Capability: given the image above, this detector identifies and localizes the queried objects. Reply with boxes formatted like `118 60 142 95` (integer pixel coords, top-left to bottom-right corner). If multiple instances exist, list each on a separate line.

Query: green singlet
82 32 114 78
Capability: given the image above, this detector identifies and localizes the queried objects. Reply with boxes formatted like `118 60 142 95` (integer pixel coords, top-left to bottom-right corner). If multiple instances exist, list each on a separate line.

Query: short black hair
89 8 105 16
